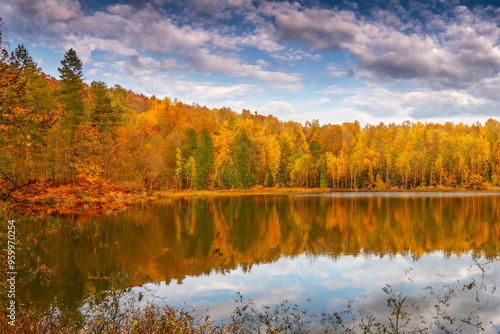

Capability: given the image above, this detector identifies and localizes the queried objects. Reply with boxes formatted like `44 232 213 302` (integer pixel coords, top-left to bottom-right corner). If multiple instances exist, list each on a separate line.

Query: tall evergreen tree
90 80 115 131
309 140 324 187
177 128 199 189
194 128 214 189
309 140 324 161
235 130 256 189
182 128 198 159
320 156 329 188
58 48 84 136
222 160 237 189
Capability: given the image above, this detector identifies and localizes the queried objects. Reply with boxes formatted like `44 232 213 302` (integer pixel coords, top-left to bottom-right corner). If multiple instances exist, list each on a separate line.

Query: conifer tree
182 128 198 159
235 130 256 189
320 156 329 188
58 48 84 136
194 128 214 189
90 80 114 131
309 139 324 186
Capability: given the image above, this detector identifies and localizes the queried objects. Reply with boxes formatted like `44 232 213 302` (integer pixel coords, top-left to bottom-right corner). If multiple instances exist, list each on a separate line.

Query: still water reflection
20 193 500 331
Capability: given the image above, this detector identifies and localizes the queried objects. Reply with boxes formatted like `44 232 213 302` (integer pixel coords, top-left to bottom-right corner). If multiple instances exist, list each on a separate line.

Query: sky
2 0 500 125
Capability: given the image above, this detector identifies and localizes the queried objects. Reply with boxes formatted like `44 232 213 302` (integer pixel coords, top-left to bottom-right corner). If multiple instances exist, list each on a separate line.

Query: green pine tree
320 156 329 188
309 140 324 187
182 128 198 159
309 140 324 161
194 128 214 189
90 80 115 132
235 130 256 189
222 160 237 189
58 48 84 136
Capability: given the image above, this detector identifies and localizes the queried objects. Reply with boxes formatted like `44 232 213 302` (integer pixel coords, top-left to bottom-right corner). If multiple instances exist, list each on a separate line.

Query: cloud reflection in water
130 251 500 332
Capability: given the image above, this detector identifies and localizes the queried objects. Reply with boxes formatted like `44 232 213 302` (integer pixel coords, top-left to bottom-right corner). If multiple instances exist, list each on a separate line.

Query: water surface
17 193 500 331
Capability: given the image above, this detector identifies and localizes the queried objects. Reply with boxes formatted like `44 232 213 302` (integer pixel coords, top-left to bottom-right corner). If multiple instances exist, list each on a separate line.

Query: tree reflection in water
2 194 500 332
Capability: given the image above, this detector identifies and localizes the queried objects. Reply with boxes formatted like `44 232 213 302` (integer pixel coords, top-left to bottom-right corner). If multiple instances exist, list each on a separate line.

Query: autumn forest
2 19 500 209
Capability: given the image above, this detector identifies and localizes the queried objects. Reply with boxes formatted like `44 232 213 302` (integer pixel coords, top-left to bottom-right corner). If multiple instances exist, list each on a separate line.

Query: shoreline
4 183 500 218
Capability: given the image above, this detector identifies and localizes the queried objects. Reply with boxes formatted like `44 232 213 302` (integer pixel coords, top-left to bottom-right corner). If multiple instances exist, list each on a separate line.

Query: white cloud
403 90 489 118
188 48 302 87
96 5 211 54
127 72 256 104
271 48 321 62
240 24 285 53
342 87 491 121
323 85 348 95
1 0 303 88
262 2 500 89
171 0 254 24
326 63 351 77
258 101 297 118
261 2 359 51
63 34 138 63
256 59 271 67
156 58 188 71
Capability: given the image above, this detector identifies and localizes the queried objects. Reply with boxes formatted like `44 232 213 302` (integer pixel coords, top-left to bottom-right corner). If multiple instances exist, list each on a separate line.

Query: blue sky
2 0 500 125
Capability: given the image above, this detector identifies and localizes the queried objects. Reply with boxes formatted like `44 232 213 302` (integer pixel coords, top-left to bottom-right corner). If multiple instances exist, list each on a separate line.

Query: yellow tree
393 125 413 189
363 147 380 188
434 154 444 187
322 124 343 155
351 130 380 188
262 135 281 187
276 129 297 186
213 122 234 189
175 146 183 190
72 125 103 183
456 135 471 185
290 153 313 187
469 134 490 179
342 121 360 188
325 152 337 188
112 114 146 189
491 139 500 186
409 122 426 187
437 131 457 187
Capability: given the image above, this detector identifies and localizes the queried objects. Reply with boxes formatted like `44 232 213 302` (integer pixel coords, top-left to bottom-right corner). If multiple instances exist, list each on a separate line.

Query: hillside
2 26 500 215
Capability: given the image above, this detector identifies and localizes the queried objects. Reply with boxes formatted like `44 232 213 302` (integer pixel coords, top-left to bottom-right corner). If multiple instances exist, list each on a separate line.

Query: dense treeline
2 20 500 197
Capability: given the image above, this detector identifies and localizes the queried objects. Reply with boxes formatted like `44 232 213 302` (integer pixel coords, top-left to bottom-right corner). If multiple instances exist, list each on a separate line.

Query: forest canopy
1 23 500 200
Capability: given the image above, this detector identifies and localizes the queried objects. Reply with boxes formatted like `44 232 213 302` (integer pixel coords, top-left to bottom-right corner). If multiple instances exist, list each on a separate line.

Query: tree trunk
430 166 433 186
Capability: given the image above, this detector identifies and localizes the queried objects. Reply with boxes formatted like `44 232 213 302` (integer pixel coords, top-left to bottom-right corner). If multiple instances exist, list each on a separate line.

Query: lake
15 193 500 332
